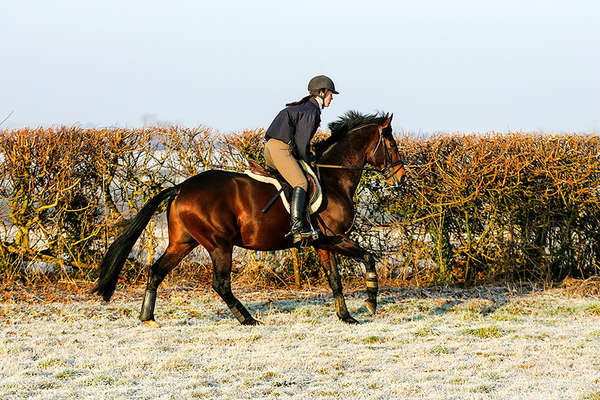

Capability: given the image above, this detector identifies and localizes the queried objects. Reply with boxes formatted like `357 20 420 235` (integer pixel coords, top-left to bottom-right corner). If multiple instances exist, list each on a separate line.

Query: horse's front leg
315 248 358 324
318 236 379 315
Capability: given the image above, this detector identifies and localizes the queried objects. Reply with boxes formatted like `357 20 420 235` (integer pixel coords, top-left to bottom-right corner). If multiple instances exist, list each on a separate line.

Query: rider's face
323 91 334 107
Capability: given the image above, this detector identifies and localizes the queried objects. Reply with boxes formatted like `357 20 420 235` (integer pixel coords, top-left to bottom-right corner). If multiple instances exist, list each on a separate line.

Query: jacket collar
309 97 321 111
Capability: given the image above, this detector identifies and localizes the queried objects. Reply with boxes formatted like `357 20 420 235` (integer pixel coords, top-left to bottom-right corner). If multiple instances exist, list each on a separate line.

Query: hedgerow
0 126 597 286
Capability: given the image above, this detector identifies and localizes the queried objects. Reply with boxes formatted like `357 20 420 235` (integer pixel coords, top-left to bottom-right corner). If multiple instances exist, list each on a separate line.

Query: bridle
315 125 404 180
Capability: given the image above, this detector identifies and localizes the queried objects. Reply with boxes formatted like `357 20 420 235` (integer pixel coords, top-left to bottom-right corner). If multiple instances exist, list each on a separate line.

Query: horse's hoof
341 315 360 324
365 300 377 315
142 320 161 328
241 318 261 326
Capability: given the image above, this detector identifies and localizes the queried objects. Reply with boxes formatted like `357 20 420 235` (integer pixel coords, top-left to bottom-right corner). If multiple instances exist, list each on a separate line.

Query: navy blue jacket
265 98 321 162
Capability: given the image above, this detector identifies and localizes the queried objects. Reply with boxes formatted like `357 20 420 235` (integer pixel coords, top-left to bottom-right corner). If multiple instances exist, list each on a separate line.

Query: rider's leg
288 186 312 242
264 139 308 190
264 139 312 242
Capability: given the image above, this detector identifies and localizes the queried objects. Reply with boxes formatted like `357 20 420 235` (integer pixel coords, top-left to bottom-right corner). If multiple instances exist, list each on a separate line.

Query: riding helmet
308 75 339 95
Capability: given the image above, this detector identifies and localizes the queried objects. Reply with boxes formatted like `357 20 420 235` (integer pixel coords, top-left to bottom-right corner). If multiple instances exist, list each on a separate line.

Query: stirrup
286 222 320 244
292 233 317 245
291 231 317 243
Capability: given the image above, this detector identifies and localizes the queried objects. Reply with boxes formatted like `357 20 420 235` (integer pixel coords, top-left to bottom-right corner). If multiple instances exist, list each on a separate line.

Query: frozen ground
1 284 600 399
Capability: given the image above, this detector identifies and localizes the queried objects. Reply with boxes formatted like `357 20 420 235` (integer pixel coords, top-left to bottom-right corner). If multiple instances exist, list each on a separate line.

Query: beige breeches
264 138 308 190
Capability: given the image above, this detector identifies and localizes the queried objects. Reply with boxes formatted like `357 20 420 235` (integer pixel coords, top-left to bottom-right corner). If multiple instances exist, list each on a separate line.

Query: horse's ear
381 113 393 129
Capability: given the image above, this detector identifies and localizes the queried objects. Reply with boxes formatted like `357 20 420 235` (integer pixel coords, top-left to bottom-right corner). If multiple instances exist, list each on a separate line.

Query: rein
315 126 404 179
315 162 403 177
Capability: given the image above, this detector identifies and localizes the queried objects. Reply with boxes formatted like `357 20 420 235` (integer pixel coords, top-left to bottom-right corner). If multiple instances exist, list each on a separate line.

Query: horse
93 111 406 325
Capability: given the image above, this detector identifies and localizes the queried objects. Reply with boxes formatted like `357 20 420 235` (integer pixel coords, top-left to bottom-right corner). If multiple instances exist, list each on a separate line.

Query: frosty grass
1 285 600 399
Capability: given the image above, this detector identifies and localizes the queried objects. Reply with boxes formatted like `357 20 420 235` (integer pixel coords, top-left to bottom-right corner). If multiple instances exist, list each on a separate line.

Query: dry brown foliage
0 127 598 288
387 133 600 284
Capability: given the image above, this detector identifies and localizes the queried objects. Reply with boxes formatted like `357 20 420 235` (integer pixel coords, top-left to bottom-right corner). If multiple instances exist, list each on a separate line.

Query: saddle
245 159 323 215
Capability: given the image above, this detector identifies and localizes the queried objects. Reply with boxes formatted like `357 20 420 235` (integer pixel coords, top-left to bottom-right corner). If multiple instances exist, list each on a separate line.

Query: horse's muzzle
385 165 406 186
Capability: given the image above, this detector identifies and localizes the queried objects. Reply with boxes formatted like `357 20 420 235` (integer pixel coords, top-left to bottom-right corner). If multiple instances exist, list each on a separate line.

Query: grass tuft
470 384 495 393
362 336 385 344
415 327 439 337
585 304 600 316
263 371 278 379
38 358 67 369
54 369 82 380
462 326 505 338
160 357 190 372
545 304 577 316
248 334 262 342
582 392 600 400
82 375 115 386
429 344 450 355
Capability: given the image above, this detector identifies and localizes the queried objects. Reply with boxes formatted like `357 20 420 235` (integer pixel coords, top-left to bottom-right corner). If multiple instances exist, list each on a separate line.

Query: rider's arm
294 111 320 162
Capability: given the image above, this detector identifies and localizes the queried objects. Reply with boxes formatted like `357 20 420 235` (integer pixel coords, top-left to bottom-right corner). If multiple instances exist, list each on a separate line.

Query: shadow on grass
202 284 530 324
130 282 537 325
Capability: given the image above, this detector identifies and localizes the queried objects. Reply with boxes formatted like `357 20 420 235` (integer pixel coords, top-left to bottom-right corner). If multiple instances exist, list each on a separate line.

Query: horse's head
365 114 406 186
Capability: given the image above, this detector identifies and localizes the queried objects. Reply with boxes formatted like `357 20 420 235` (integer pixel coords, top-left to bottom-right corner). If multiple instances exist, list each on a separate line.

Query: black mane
314 111 389 156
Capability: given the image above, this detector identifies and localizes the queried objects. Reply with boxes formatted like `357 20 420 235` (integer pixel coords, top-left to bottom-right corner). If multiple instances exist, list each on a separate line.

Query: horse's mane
314 111 389 157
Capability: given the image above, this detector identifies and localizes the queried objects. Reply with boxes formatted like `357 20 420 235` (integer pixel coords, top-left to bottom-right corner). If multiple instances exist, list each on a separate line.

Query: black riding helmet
308 75 339 96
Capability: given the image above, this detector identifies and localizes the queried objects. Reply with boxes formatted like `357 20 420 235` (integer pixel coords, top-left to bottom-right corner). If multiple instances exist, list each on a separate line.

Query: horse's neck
319 133 371 199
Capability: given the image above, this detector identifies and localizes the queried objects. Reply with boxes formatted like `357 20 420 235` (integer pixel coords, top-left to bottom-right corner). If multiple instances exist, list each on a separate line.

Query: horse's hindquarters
173 171 294 251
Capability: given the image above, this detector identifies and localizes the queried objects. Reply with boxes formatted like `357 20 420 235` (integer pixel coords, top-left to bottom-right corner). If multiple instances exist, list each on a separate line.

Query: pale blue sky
2 0 599 133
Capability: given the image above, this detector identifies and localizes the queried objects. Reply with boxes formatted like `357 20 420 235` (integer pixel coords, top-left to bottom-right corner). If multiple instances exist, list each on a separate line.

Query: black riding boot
287 186 313 243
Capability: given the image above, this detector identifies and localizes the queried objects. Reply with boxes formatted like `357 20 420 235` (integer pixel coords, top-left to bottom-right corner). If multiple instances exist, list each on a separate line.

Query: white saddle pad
244 160 323 215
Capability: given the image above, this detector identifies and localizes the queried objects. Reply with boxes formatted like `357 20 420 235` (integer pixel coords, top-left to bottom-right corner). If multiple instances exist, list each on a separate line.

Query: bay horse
93 111 406 325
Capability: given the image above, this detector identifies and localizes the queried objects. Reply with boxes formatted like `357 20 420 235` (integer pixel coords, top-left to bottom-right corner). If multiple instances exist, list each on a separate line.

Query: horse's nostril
395 170 406 186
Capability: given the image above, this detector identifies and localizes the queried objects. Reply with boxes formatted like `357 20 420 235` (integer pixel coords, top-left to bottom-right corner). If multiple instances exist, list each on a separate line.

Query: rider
264 75 338 243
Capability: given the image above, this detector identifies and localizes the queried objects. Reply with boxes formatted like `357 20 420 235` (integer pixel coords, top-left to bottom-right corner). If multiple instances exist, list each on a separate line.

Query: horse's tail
92 185 180 302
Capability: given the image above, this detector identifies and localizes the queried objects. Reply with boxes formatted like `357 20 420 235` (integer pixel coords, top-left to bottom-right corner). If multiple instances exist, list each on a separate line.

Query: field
1 282 600 399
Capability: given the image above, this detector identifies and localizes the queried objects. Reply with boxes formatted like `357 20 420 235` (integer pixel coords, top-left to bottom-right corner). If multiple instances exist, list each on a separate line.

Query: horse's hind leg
140 241 196 326
318 237 379 315
210 246 259 325
316 249 358 324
